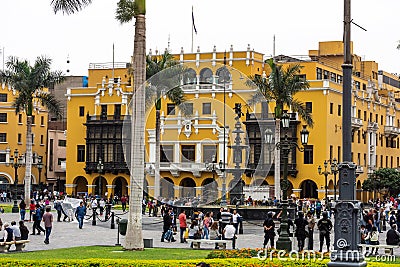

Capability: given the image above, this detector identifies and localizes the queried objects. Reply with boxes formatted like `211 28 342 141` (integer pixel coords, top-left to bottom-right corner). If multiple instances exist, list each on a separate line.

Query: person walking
54 199 63 222
317 211 333 252
42 206 53 244
178 209 187 243
29 200 36 222
19 221 29 240
263 211 275 248
99 198 106 216
31 204 45 235
19 200 26 221
161 208 175 242
294 211 308 251
121 195 127 212
306 211 316 250
75 201 87 229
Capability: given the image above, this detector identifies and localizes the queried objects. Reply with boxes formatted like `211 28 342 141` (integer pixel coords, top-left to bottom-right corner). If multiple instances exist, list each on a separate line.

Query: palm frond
115 0 137 24
291 99 314 128
36 92 63 119
51 0 92 15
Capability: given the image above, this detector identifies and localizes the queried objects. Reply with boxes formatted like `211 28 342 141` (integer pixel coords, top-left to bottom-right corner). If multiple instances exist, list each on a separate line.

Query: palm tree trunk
24 115 33 205
274 119 281 200
154 109 161 198
124 10 146 250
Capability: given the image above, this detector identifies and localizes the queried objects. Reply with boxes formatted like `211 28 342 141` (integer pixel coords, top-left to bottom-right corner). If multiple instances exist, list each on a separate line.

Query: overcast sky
1 0 399 76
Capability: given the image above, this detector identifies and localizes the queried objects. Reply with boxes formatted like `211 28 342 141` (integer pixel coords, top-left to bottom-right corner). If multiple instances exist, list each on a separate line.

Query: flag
192 6 197 34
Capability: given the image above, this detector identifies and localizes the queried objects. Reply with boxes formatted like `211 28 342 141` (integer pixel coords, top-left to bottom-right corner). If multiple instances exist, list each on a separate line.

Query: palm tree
146 51 186 199
0 56 63 205
250 58 313 200
51 0 147 250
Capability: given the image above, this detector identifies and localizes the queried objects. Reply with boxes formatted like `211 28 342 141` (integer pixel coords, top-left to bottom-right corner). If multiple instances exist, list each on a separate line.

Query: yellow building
64 42 400 203
65 63 132 197
0 85 48 194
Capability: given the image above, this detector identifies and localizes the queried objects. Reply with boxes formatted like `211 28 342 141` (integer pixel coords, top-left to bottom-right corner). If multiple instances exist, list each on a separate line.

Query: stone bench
190 239 232 249
0 240 30 252
358 244 400 255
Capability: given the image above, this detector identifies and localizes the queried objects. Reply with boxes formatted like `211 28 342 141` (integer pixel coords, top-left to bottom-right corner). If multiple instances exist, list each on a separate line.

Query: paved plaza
0 208 398 255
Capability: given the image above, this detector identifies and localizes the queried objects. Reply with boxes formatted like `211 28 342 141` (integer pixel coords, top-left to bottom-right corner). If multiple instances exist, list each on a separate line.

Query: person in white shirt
10 221 21 241
99 198 106 216
223 222 237 249
232 209 241 234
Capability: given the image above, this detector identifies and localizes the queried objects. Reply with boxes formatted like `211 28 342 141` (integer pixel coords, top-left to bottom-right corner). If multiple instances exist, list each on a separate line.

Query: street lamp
97 157 104 197
36 156 43 190
330 158 338 201
205 155 217 203
265 110 309 251
318 160 331 211
218 159 226 206
7 149 24 213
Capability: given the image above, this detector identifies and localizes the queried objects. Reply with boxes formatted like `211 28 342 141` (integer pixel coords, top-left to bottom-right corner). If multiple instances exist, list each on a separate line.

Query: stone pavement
0 210 398 255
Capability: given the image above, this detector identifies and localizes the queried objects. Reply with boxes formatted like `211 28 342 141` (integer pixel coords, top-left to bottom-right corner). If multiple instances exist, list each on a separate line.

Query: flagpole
191 6 194 53
112 43 115 78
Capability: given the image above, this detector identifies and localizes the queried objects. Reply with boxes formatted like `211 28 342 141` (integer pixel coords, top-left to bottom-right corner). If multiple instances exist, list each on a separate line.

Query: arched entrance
328 180 334 198
356 180 362 201
74 176 88 197
0 175 10 192
114 176 128 197
94 176 107 197
180 178 196 199
201 178 218 204
300 179 318 199
161 177 174 199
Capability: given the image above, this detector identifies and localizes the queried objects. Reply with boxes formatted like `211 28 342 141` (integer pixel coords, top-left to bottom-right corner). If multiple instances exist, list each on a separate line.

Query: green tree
368 168 400 196
51 0 147 250
249 58 313 199
146 51 186 198
0 56 63 204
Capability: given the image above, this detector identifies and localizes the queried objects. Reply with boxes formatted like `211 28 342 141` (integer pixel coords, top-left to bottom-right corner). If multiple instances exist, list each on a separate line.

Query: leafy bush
207 248 330 260
0 258 331 267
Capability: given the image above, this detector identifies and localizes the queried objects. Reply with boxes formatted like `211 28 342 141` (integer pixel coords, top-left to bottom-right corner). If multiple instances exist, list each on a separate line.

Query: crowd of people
158 206 242 249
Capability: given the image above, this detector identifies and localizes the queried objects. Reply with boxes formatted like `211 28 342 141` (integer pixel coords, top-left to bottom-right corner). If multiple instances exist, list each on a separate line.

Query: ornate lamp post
265 111 309 251
318 160 331 211
205 155 218 203
36 156 43 190
330 158 339 201
218 159 226 206
97 158 104 197
7 149 24 213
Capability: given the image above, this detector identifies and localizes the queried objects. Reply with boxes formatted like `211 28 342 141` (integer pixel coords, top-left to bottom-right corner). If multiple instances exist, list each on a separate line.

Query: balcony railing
245 163 298 177
351 117 363 130
246 112 298 121
84 161 129 174
384 125 400 137
355 165 364 176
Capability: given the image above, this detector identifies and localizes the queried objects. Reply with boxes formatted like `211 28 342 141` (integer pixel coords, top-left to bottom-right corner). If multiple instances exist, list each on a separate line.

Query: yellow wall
0 87 48 187
65 42 400 202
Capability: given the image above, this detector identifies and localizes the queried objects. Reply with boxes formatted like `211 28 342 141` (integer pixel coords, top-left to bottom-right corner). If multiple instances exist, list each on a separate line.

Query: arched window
199 68 213 84
216 67 231 84
184 68 197 84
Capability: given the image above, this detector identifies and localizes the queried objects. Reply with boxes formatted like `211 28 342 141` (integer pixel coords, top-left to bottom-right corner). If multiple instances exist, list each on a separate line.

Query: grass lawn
0 246 210 261
0 203 13 213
